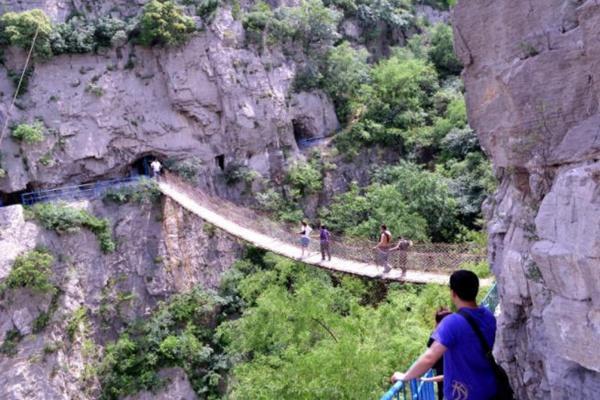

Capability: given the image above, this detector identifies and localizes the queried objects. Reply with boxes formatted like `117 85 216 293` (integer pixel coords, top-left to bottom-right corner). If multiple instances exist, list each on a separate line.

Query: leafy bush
50 16 95 54
30 203 116 253
104 178 161 204
428 23 462 78
7 66 33 97
99 288 229 400
286 160 323 196
94 17 129 48
66 306 88 341
138 0 195 46
0 329 23 356
11 121 45 144
3 249 55 294
0 9 53 58
196 0 221 21
165 157 203 183
223 163 257 185
460 260 491 279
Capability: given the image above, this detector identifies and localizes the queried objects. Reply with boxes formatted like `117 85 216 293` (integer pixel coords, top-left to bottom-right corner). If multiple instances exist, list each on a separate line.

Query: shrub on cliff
0 9 53 58
3 249 55 295
11 121 45 144
138 0 195 46
30 203 116 253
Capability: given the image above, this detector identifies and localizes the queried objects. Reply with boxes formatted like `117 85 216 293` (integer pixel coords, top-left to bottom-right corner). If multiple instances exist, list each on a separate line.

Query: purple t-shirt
432 307 497 400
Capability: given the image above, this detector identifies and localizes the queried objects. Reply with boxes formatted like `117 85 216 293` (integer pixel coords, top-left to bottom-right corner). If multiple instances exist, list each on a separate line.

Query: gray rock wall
454 1 600 398
0 198 242 399
0 6 339 195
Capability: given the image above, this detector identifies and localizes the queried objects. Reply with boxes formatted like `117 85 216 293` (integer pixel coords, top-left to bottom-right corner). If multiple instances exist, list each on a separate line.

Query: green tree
323 42 371 122
138 0 195 46
0 9 53 58
428 23 462 78
219 252 451 399
367 55 439 129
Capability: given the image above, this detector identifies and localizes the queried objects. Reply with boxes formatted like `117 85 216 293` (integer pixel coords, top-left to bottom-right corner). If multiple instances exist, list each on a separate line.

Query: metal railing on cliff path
379 282 500 400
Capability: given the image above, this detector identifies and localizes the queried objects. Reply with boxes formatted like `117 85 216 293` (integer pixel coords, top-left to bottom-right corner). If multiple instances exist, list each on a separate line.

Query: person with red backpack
319 224 331 261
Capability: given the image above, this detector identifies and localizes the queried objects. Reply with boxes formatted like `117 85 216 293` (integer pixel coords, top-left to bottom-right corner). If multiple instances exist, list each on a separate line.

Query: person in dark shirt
426 308 452 400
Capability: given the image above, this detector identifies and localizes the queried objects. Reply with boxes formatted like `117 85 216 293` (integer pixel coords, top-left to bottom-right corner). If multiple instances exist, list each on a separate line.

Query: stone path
159 181 493 286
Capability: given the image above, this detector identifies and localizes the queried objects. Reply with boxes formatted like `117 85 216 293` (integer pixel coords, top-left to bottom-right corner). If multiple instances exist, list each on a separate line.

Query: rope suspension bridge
14 172 491 285
157 172 491 285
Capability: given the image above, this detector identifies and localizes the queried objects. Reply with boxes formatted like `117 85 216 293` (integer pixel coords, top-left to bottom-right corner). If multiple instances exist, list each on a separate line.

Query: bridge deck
158 181 492 285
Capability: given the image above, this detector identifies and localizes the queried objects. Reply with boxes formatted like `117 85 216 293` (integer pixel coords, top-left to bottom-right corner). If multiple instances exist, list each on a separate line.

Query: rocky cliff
0 2 339 197
0 197 241 399
454 0 600 398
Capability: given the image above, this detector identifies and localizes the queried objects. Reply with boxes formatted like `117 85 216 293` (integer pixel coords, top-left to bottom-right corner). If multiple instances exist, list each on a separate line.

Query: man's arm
391 341 447 382
373 234 383 250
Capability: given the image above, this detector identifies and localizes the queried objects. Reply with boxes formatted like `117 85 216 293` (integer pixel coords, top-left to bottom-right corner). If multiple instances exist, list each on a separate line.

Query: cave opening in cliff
131 155 160 176
0 185 35 207
215 154 225 171
293 119 312 144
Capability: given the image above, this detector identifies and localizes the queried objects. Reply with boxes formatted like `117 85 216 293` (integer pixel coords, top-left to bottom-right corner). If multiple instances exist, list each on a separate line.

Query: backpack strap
457 309 494 361
457 309 515 400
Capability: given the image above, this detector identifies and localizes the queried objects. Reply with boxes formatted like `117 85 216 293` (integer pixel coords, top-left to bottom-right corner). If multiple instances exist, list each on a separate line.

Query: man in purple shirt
390 270 498 400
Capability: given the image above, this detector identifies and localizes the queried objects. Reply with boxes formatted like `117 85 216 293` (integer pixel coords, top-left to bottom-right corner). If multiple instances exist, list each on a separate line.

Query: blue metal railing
380 283 499 400
20 176 142 205
380 369 435 400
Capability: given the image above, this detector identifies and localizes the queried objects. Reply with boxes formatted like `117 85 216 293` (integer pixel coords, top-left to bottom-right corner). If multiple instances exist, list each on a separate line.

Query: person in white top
150 159 162 179
299 221 312 259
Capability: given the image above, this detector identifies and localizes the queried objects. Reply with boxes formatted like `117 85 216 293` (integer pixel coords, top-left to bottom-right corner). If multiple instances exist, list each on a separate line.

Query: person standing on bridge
390 270 501 400
390 236 413 277
319 224 331 261
374 224 392 272
150 159 162 180
299 221 312 259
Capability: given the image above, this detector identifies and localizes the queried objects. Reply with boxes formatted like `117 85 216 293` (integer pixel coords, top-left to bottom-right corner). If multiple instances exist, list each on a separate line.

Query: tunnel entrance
292 119 313 143
131 155 159 176
0 185 35 207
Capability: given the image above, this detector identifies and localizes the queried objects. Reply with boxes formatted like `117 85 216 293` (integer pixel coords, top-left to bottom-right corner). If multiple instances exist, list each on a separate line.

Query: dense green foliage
99 288 230 400
11 121 45 144
218 251 452 398
104 178 161 204
138 0 196 46
2 249 55 295
29 203 116 253
98 249 471 399
321 162 462 241
0 9 53 58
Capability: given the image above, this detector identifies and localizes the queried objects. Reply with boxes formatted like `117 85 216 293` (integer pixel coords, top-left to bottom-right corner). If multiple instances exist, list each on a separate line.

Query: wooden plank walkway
159 181 492 285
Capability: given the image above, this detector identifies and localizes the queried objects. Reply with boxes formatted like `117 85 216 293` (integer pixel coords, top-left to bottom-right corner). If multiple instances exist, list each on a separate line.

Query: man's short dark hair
449 270 479 301
381 224 387 230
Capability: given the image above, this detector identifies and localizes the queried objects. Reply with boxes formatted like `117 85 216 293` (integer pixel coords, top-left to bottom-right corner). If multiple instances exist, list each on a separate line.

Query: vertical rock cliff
454 1 600 398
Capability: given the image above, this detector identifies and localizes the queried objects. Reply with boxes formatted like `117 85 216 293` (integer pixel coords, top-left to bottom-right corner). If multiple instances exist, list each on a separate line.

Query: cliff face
0 4 338 196
454 1 600 398
0 199 241 399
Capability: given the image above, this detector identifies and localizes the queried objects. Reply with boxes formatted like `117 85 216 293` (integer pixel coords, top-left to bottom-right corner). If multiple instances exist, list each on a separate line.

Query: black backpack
457 310 515 400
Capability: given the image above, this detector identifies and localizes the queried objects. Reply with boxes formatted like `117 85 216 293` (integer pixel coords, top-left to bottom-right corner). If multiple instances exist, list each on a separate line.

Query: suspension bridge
12 172 491 285
157 172 491 285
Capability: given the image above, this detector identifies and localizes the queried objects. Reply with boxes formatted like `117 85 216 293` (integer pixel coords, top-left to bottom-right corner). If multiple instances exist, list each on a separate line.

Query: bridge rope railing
161 172 486 274
379 282 499 400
